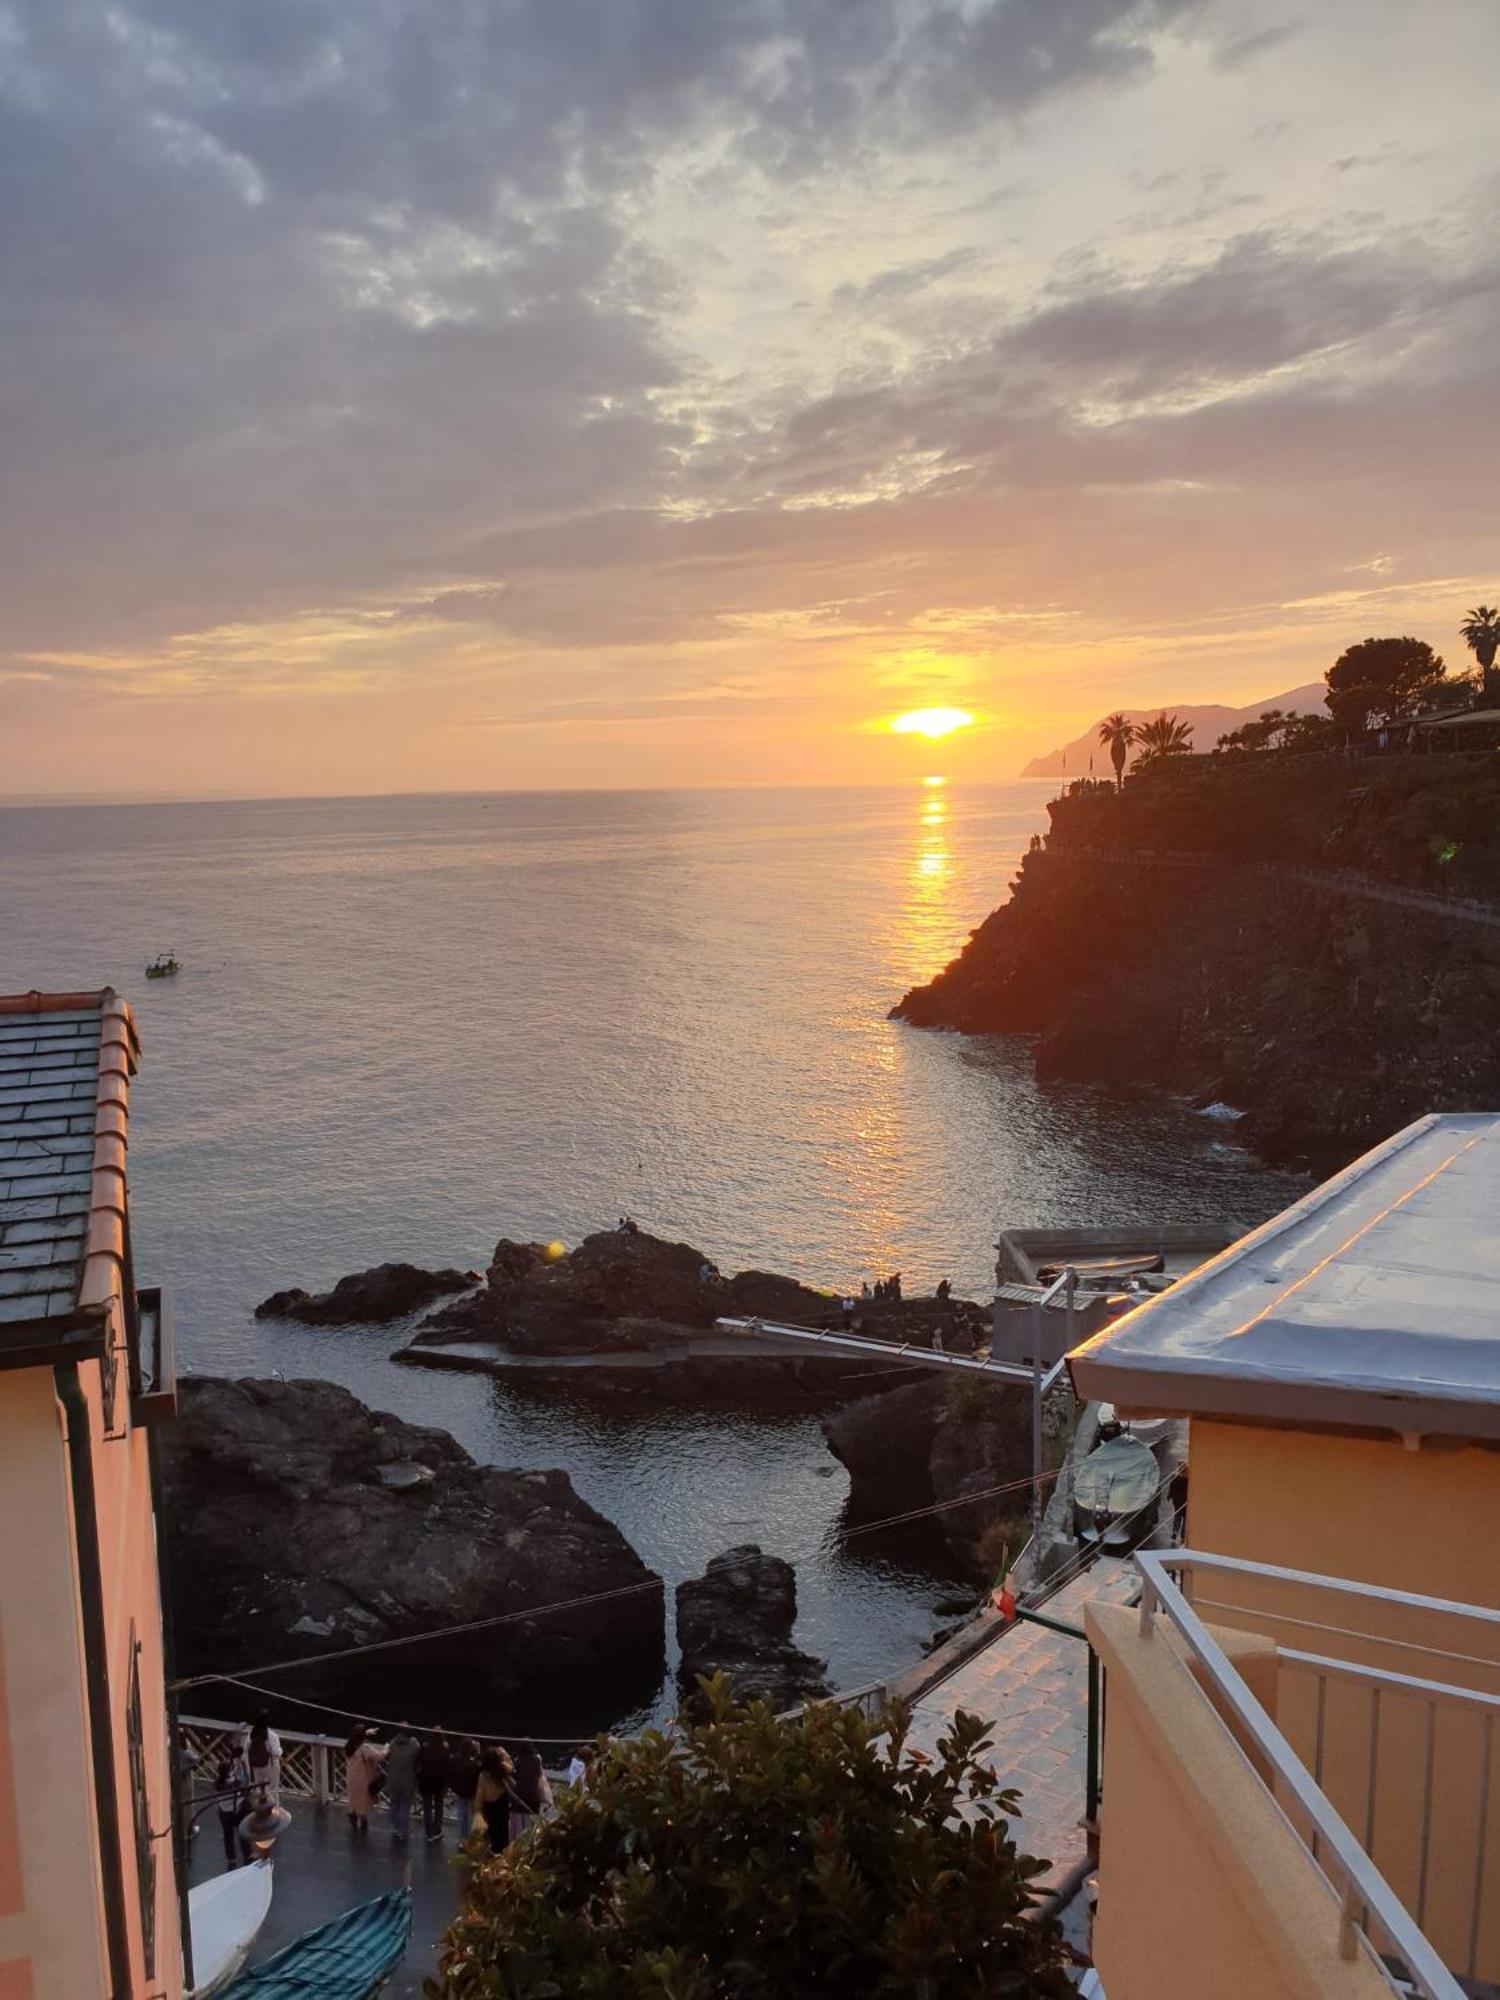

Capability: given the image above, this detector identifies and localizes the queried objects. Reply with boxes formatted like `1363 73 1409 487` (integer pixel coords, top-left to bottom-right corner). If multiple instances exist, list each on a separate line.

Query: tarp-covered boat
1072 1432 1161 1549
224 1887 412 1999
189 1862 274 1998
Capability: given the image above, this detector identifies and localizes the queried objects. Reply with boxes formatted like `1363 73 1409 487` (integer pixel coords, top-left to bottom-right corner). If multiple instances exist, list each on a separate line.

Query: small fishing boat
224 1887 412 1999
1072 1432 1161 1551
146 953 181 979
1038 1252 1164 1283
189 1862 274 1998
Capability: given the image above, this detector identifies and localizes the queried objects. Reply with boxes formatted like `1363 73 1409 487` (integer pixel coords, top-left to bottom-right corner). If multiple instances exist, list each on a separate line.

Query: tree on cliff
1131 711 1194 768
1460 606 1500 708
431 1682 1073 1999
1098 711 1135 788
1325 636 1447 733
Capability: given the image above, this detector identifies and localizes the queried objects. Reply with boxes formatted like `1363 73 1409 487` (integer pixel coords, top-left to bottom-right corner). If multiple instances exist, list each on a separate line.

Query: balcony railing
1135 1549 1500 1999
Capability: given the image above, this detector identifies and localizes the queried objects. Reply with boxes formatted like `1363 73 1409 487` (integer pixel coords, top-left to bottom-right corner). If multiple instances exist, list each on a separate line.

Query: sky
2 0 1497 798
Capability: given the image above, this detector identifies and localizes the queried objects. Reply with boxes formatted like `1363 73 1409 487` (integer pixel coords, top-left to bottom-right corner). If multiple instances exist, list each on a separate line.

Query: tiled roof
0 989 138 1335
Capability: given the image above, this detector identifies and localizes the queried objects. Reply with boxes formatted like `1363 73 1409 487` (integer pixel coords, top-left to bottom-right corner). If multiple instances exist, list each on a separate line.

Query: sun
889 707 974 741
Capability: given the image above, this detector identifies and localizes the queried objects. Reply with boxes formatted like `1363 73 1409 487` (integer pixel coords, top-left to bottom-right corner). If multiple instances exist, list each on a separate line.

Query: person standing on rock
384 1723 420 1844
344 1725 386 1834
418 1727 451 1843
506 1741 554 1845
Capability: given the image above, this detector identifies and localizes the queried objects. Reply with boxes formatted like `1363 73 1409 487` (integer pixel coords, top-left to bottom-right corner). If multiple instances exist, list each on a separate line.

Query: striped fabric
225 1887 412 1998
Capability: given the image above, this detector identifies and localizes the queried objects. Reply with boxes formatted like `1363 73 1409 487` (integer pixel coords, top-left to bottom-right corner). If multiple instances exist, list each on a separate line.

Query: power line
170 1465 1059 1695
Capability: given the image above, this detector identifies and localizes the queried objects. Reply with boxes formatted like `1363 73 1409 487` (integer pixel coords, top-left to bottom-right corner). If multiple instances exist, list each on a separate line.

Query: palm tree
1132 711 1195 768
1460 606 1500 708
1098 712 1135 789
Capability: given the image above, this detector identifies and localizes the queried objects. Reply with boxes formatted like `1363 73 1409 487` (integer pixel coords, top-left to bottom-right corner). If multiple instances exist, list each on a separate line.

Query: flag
992 1569 1017 1621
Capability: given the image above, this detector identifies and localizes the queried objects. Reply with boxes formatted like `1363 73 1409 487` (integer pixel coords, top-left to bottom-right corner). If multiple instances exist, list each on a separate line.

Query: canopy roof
1069 1114 1500 1440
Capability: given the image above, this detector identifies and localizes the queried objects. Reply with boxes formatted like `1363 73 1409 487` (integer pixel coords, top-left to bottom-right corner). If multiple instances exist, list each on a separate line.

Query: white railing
1135 1550 1500 1998
180 1716 347 1814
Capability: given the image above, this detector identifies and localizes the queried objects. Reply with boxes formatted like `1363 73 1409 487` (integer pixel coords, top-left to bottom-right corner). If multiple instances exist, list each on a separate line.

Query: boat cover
1072 1433 1159 1516
224 1887 412 2000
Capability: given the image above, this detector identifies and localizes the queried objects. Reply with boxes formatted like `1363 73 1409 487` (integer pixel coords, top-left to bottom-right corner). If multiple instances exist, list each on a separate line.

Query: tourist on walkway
474 1748 513 1855
448 1737 481 1836
215 1745 251 1866
418 1727 450 1843
507 1741 554 1845
384 1723 420 1844
564 1744 595 1789
344 1725 387 1834
240 1713 283 1804
238 1788 292 1865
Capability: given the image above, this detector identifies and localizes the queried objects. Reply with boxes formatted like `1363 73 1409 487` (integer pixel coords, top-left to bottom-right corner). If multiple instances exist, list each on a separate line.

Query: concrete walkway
905 1558 1139 1893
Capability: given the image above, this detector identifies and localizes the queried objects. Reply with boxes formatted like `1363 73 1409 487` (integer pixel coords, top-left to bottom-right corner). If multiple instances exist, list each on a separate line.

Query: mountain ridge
1019 682 1326 778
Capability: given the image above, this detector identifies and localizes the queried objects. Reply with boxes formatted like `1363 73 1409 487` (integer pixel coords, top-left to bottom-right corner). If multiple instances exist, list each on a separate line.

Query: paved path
906 1559 1139 1893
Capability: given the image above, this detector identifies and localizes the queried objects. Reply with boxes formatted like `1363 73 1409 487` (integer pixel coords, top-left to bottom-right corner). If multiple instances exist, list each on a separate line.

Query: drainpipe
55 1362 132 2000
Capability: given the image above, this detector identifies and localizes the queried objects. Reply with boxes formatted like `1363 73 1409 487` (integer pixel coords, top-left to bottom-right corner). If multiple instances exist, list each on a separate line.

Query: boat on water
189 1862 274 1998
146 952 181 978
224 1886 412 1999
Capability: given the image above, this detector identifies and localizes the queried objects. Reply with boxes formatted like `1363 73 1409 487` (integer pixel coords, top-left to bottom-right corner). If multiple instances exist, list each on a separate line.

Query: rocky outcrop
675 1546 829 1713
822 1376 1032 1577
895 753 1500 1173
157 1376 665 1714
401 1225 980 1407
255 1262 480 1324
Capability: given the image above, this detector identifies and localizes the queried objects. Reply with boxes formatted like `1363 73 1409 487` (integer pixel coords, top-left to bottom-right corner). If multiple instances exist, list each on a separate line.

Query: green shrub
429 1678 1072 1998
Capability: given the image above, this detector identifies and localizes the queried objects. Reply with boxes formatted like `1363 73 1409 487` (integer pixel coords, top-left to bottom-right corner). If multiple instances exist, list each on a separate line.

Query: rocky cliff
157 1376 665 1718
675 1545 830 1713
895 752 1500 1173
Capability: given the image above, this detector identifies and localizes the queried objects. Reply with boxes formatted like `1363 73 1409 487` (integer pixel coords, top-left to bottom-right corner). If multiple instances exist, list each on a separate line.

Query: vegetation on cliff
896 750 1500 1171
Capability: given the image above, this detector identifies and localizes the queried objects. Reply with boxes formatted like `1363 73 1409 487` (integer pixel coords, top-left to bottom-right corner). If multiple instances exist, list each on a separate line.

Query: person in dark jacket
417 1727 451 1843
214 1746 251 1866
384 1725 420 1844
448 1737 481 1836
507 1741 554 1845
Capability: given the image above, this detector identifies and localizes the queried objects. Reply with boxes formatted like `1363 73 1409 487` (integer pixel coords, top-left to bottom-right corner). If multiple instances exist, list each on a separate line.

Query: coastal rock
894 752 1500 1174
157 1375 665 1714
254 1261 480 1324
822 1375 1032 1577
675 1545 830 1713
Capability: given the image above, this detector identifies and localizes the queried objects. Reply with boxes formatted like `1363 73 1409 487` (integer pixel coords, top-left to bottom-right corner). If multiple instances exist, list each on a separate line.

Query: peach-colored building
0 991 184 2000
1071 1113 1500 2000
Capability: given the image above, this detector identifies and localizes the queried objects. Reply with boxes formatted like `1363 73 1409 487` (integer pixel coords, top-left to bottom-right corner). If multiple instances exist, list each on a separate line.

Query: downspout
148 1425 194 1993
56 1361 132 2000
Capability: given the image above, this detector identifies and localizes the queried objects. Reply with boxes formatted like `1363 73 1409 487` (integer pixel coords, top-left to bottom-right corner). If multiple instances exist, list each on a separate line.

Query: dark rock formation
675 1545 829 1713
894 753 1500 1173
255 1262 480 1324
822 1375 1032 1577
157 1376 665 1715
401 1225 977 1407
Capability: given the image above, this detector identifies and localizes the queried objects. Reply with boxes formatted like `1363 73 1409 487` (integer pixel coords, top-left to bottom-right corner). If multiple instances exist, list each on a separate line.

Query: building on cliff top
0 990 184 1999
1069 1111 1500 2000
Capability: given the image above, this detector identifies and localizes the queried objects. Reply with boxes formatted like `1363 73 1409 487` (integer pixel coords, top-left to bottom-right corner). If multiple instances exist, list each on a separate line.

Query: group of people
200 1715 292 1867
344 1723 585 1855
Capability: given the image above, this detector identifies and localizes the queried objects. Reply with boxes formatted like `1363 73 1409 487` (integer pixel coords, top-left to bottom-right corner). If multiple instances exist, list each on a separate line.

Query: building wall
1186 1416 1500 1981
1087 1601 1390 2000
0 1369 110 1999
80 1296 184 2000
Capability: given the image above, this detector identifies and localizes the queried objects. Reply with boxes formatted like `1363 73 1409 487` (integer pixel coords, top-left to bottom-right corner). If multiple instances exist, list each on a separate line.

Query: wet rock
675 1545 830 1714
157 1376 665 1714
254 1262 481 1324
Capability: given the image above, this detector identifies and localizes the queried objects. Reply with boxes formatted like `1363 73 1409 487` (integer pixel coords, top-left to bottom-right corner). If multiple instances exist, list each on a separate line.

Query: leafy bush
429 1679 1072 1999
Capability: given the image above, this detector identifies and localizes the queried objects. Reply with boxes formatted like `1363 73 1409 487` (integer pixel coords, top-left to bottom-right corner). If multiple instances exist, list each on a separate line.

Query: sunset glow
889 709 974 742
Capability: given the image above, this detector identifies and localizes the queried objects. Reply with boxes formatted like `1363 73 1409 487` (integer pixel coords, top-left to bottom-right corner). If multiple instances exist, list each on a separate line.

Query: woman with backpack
473 1747 513 1856
506 1741 554 1846
344 1724 387 1834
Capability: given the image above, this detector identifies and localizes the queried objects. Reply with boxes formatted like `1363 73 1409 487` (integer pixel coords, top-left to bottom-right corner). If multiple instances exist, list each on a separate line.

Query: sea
0 783 1305 1735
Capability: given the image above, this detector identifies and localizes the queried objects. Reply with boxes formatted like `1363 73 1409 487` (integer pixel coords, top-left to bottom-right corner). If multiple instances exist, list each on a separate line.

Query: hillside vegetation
896 753 1500 1171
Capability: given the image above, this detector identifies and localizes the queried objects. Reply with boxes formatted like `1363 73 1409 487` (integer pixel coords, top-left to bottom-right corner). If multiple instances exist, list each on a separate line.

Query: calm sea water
0 784 1303 1730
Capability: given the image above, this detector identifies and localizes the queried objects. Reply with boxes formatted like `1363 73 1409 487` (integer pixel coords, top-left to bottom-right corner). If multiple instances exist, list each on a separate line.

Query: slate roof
0 989 138 1340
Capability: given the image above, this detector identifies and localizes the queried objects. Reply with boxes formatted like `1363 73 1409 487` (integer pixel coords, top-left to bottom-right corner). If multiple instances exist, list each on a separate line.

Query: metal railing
1134 1549 1500 1998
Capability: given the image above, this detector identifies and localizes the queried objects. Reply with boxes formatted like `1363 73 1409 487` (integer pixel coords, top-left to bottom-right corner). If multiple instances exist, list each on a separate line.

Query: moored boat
189 1861 274 1998
224 1886 412 1998
146 952 181 978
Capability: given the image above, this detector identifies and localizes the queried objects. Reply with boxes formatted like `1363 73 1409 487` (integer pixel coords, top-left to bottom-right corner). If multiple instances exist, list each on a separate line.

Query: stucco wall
1087 1601 1392 2000
0 1370 109 1998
